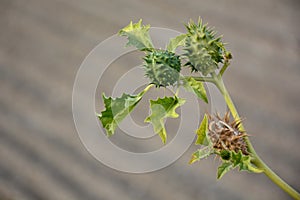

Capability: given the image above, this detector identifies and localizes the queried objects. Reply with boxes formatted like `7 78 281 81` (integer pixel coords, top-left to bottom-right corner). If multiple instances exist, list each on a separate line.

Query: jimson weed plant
97 19 300 199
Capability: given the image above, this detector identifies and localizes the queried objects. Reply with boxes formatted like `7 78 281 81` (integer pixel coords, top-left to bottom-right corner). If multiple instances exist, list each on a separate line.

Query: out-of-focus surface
0 0 299 199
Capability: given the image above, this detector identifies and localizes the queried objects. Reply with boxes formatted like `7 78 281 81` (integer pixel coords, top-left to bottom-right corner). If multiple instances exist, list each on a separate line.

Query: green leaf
183 77 208 103
98 85 152 136
189 146 214 164
166 34 187 52
231 150 243 167
239 153 263 173
119 19 154 51
195 114 209 145
230 151 263 173
145 96 185 143
241 158 264 173
217 162 233 179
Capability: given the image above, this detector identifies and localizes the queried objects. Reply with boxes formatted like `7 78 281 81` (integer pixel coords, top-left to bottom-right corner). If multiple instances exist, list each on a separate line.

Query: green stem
191 76 214 83
219 60 230 77
211 72 300 200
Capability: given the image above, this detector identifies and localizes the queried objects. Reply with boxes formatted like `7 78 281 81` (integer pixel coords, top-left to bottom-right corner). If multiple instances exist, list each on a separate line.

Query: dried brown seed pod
208 112 249 155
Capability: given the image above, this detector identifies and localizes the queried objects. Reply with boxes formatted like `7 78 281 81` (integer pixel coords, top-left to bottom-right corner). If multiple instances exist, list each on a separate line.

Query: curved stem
219 60 230 77
210 72 300 200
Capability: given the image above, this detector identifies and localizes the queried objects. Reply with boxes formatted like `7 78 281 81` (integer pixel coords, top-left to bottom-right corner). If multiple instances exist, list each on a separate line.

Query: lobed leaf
119 19 154 51
195 114 209 145
98 85 152 136
217 151 263 179
166 34 187 52
145 96 185 143
232 151 263 173
189 146 214 164
183 77 208 103
217 162 233 179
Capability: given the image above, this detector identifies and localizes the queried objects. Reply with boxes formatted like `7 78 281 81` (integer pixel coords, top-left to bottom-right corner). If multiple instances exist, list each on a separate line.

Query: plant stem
219 61 230 77
191 76 215 83
211 72 300 200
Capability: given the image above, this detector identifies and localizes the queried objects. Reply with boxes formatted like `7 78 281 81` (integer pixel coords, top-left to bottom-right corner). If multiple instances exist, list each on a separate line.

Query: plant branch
219 60 230 77
210 72 300 200
190 76 214 83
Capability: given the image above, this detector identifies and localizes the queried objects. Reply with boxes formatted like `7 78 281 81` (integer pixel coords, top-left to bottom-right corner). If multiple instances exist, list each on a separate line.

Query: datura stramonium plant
97 18 300 199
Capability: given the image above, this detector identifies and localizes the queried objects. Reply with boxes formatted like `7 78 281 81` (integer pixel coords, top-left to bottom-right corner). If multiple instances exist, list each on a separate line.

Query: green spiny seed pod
184 19 225 76
143 50 181 87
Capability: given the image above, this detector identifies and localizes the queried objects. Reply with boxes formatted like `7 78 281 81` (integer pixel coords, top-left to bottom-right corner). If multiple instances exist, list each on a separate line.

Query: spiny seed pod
208 112 249 155
184 19 225 76
143 50 181 87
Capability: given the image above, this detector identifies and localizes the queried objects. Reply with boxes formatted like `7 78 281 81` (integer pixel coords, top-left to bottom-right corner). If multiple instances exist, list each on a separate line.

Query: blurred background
0 0 299 199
